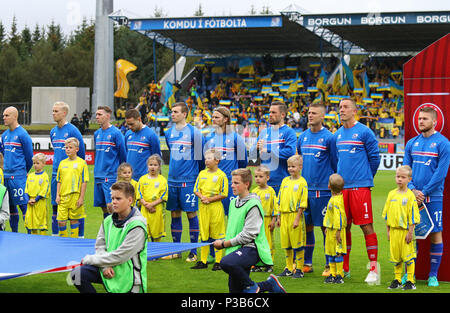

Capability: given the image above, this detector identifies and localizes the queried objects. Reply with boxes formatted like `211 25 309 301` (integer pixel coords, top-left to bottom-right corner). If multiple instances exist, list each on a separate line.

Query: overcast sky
1 0 449 35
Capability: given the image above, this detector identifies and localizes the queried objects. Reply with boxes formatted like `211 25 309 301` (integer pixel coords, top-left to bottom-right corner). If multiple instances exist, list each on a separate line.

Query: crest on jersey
413 103 444 135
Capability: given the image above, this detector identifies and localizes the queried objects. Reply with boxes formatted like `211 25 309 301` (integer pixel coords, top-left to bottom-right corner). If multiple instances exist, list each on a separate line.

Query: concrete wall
31 87 90 124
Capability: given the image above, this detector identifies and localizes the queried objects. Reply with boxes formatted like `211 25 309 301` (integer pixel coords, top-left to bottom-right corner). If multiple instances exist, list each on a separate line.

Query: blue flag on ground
0 231 210 280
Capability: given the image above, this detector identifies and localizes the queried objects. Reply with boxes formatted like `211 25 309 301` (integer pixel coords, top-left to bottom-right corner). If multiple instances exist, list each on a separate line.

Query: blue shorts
93 178 116 208
425 198 443 233
166 182 198 212
5 176 28 206
221 182 235 216
304 190 331 227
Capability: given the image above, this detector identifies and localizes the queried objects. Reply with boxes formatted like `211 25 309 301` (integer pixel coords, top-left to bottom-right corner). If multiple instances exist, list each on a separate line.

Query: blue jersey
165 124 205 184
333 122 380 188
252 124 297 187
205 131 248 179
125 125 161 181
403 131 450 197
0 125 33 178
94 125 127 180
50 122 86 176
297 127 337 191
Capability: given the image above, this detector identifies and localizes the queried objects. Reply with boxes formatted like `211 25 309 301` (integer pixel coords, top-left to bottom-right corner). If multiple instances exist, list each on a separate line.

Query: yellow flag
114 59 137 99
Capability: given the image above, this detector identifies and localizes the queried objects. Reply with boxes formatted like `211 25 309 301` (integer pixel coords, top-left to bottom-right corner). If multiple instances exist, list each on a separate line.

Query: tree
194 4 204 17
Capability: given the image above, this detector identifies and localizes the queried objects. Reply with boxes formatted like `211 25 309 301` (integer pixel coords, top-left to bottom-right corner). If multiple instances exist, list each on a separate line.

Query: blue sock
171 217 182 243
10 214 19 232
304 230 315 265
429 243 443 278
52 205 59 235
78 218 85 237
188 216 199 255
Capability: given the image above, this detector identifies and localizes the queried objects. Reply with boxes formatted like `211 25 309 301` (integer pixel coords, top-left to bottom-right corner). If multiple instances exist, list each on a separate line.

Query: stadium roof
111 10 450 57
120 14 342 56
303 11 450 54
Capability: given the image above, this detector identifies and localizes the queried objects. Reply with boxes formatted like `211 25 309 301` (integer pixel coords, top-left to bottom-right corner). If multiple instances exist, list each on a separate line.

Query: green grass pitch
0 166 448 293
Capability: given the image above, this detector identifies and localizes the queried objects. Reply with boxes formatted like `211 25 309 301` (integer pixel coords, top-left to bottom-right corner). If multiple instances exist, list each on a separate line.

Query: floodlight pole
92 0 114 113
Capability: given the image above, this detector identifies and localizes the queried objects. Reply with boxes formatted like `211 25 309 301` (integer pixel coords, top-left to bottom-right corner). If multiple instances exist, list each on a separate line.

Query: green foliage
0 17 175 109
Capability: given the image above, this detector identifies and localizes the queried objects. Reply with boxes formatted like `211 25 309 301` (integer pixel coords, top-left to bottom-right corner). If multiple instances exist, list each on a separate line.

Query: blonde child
117 162 140 205
138 155 168 242
323 173 347 284
24 153 50 235
383 165 420 290
56 138 89 238
192 148 228 271
276 155 308 278
252 165 277 272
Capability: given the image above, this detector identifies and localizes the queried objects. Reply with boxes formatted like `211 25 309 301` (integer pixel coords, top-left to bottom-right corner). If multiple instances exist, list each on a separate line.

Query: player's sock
343 231 351 272
10 213 19 232
39 230 47 235
208 238 216 258
335 255 344 277
171 217 182 243
188 216 199 255
200 244 209 264
30 229 38 235
59 224 68 237
215 246 223 264
295 248 305 271
394 262 403 282
70 222 79 238
78 218 85 238
406 260 415 283
364 232 378 271
52 205 59 235
429 243 443 277
322 230 330 266
285 249 294 272
329 257 337 277
304 230 315 266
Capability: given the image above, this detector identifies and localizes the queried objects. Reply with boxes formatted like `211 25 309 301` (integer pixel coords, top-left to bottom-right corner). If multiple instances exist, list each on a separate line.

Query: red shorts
342 188 373 226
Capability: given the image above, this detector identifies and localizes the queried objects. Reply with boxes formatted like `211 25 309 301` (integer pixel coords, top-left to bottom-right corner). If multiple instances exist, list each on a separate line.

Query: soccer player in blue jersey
333 98 380 283
164 102 205 261
252 102 297 195
50 102 86 236
1 106 33 232
403 107 450 287
124 109 161 181
297 102 337 276
205 106 248 215
94 106 127 219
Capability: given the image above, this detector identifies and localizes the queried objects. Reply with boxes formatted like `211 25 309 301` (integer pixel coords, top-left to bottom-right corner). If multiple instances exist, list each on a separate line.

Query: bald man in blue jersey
1 106 33 232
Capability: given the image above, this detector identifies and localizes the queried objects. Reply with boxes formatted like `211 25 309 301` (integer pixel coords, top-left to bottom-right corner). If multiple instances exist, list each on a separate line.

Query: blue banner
130 16 283 31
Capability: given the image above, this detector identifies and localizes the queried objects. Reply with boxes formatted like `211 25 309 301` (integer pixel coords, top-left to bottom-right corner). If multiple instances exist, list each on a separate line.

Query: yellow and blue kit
137 174 168 240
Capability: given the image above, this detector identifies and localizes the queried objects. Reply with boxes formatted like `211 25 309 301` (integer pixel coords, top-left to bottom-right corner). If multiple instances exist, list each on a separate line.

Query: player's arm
55 181 61 204
149 129 161 157
74 129 86 159
235 133 248 168
116 131 127 164
22 133 34 173
421 141 450 196
402 139 417 191
274 129 297 160
364 129 381 177
77 181 87 208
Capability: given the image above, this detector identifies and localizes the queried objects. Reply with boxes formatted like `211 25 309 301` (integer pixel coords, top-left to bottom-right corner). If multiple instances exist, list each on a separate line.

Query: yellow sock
59 228 68 237
39 230 47 236
336 260 344 277
295 249 305 271
406 261 415 283
394 263 403 282
201 245 209 264
153 237 162 242
31 230 38 235
330 262 337 277
285 249 294 271
215 248 223 264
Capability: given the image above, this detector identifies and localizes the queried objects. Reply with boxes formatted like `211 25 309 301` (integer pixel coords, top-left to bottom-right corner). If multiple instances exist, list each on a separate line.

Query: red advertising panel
404 33 450 281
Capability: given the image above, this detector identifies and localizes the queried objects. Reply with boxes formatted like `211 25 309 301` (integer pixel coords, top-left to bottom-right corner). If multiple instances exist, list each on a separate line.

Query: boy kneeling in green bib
213 168 286 293
71 181 148 293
